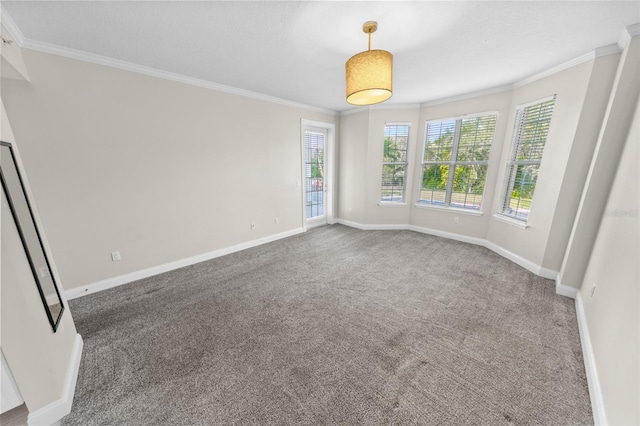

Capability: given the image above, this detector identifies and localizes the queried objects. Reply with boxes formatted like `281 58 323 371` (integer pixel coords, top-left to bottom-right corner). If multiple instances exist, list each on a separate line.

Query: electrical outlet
591 284 597 297
111 251 122 262
250 223 255 230
453 217 459 224
274 217 279 224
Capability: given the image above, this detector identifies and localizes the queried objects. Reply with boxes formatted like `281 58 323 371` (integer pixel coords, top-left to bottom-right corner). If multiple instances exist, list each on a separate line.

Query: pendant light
345 21 393 106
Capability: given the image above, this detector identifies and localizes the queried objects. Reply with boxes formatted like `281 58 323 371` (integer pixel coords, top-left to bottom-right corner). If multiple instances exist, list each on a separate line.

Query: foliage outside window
381 124 410 202
501 97 556 222
419 114 497 210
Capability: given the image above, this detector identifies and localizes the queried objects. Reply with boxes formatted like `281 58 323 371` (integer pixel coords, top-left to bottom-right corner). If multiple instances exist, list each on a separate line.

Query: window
501 97 556 222
381 124 410 202
419 114 497 210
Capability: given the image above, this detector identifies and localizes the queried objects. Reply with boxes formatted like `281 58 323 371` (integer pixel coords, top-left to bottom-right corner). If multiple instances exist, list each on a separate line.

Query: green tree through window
419 114 497 210
381 124 410 202
501 97 556 221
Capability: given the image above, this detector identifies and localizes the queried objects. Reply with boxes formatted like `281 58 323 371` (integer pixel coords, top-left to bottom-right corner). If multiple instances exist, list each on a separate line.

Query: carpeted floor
65 225 592 425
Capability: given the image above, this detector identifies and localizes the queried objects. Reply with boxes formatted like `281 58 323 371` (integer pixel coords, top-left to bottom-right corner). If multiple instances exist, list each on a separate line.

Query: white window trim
415 202 484 216
381 123 411 203
418 111 498 212
378 202 408 207
499 95 556 222
493 213 530 229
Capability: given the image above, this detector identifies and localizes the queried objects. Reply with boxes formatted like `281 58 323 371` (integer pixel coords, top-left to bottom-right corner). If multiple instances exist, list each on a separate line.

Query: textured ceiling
2 1 639 112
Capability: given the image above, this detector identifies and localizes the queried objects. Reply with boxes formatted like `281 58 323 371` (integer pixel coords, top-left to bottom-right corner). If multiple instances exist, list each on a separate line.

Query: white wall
1 48 336 292
1 98 79 417
578 91 639 426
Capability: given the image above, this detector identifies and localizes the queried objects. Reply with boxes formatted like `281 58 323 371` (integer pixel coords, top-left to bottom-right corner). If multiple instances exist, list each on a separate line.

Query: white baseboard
407 224 485 246
337 219 560 282
66 228 304 300
336 218 408 231
555 273 579 299
28 334 83 426
575 293 608 425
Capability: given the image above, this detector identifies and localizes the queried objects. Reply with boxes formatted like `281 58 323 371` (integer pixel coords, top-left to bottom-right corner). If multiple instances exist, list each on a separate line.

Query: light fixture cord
368 32 371 51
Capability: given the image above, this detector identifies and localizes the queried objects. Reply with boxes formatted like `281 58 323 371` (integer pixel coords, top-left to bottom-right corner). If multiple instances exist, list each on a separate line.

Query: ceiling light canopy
345 21 393 106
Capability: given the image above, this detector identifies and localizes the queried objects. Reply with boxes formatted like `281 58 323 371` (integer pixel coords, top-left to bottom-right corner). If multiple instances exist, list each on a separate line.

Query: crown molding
0 6 25 45
420 84 512 108
514 51 597 88
594 43 622 58
21 39 338 115
339 103 422 116
618 22 640 50
339 106 369 116
626 22 640 37
2 4 337 116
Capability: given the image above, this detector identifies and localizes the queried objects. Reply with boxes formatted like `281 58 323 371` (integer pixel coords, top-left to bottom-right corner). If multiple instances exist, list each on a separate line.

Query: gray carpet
65 225 592 425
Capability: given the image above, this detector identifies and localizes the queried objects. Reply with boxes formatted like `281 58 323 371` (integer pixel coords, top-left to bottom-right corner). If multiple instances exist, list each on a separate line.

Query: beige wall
1 99 78 414
2 49 336 291
337 110 369 223
542 53 620 270
579 91 639 426
337 54 616 275
561 36 640 289
485 60 596 268
411 91 512 239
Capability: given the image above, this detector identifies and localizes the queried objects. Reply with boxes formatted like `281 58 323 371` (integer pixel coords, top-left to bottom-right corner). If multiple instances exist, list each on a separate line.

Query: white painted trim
336 218 408 231
514 52 597 88
555 273 579 299
301 119 336 229
492 213 530 229
337 218 561 280
66 228 304 300
340 103 422 116
13 37 336 116
370 103 422 111
0 6 25 45
618 23 640 50
415 203 484 217
420 85 513 108
538 267 559 281
408 224 485 246
482 240 547 276
594 44 622 58
575 293 608 426
27 333 83 426
626 22 640 37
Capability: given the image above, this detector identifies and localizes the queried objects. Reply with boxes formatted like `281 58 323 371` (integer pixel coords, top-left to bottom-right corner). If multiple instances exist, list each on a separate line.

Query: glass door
303 128 326 226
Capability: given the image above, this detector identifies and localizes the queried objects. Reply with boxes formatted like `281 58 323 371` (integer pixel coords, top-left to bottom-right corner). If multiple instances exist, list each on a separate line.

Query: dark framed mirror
1 141 64 331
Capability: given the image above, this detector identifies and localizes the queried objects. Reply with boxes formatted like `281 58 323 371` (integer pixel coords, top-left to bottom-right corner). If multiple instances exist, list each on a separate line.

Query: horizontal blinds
420 113 497 210
510 99 555 163
501 97 556 220
381 124 410 202
457 115 497 163
383 124 410 163
424 120 455 162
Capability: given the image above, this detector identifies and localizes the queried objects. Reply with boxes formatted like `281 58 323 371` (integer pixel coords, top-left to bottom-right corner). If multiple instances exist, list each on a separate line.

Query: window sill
413 203 484 216
378 202 408 207
493 213 530 229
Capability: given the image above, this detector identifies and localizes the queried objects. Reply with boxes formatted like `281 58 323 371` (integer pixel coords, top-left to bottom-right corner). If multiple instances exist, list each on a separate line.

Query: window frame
499 95 556 223
380 122 411 204
417 111 498 211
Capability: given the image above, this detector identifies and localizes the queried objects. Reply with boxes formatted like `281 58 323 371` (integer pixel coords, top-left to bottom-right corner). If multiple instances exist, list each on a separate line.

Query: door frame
300 119 335 230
